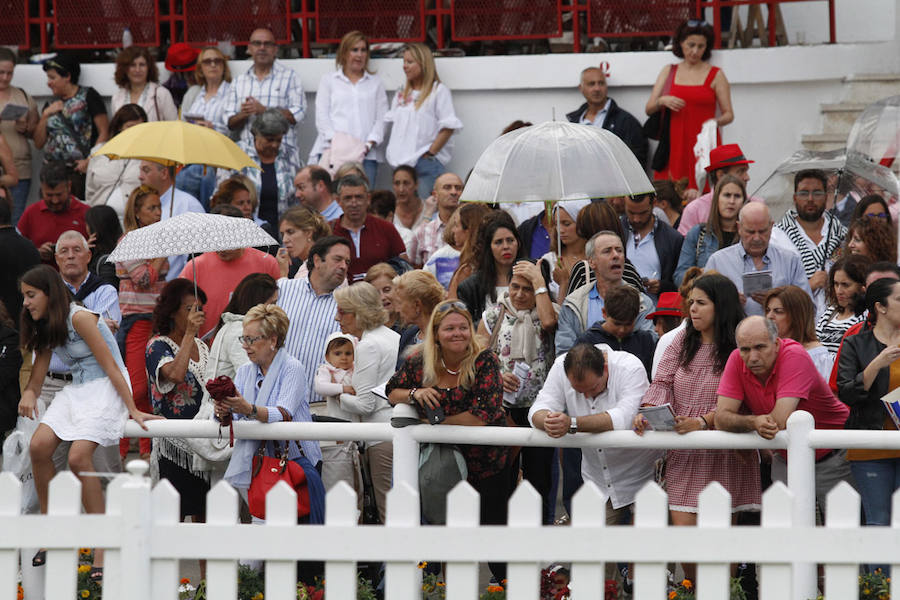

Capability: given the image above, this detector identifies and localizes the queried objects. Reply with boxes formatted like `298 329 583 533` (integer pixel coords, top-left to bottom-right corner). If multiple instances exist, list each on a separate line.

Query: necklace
440 357 460 375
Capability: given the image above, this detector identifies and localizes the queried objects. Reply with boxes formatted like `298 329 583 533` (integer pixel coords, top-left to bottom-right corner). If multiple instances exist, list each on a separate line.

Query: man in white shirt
294 165 342 222
138 160 205 280
224 28 305 159
407 172 461 267
530 342 659 522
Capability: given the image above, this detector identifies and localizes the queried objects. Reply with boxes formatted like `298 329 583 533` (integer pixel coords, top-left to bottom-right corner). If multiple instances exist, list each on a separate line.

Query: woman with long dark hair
111 47 177 122
456 210 523 325
635 273 756 581
85 205 123 289
18 265 157 577
816 255 870 354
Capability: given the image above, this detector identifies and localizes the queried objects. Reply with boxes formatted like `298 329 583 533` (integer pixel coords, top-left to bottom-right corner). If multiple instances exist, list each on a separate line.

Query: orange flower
180 577 191 585
669 592 677 600
681 579 693 589
487 585 504 593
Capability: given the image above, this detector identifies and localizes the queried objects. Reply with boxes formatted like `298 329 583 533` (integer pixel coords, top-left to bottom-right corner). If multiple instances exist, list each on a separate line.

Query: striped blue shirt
276 276 340 398
183 81 232 135
223 61 305 159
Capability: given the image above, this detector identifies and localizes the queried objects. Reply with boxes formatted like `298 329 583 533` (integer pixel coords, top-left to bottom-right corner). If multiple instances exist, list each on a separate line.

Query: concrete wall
10 35 897 197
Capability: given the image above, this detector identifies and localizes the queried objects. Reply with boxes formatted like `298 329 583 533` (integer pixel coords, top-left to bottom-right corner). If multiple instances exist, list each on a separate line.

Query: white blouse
111 82 178 122
384 82 462 168
309 70 389 163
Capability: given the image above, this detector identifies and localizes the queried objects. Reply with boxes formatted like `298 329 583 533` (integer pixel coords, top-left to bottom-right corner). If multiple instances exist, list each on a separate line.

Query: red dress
654 64 721 189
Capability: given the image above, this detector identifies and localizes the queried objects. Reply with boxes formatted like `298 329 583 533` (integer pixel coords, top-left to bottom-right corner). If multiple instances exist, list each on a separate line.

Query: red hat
705 143 754 173
165 43 200 72
645 292 683 320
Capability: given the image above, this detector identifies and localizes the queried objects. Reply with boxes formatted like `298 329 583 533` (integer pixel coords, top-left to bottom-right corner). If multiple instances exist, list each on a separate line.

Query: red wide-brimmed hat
705 143 754 172
645 292 683 319
165 43 200 72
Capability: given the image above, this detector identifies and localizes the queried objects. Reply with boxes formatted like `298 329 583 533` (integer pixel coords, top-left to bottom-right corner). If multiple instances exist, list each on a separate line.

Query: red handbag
246 407 311 519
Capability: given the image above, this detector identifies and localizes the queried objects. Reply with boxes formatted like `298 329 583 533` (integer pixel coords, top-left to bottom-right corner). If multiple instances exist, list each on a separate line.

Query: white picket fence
3 410 900 600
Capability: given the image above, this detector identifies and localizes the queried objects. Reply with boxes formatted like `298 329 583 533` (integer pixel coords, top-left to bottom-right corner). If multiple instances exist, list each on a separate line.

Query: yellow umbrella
92 120 260 171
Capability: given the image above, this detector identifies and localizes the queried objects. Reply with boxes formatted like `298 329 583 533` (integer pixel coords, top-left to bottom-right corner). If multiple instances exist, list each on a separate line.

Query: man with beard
775 169 846 317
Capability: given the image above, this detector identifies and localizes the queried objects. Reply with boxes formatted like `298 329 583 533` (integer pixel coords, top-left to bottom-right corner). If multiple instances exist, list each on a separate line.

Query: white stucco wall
9 35 897 197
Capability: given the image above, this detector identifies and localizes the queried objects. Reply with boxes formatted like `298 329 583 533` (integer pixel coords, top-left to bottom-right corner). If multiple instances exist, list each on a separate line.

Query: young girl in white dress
17 265 159 580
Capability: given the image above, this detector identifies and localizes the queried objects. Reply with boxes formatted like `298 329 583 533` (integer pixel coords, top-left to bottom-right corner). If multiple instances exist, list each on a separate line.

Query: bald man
566 67 648 166
704 203 810 316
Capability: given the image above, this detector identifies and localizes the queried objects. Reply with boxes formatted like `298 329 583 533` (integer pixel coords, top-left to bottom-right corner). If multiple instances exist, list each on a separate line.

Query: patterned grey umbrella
108 212 278 262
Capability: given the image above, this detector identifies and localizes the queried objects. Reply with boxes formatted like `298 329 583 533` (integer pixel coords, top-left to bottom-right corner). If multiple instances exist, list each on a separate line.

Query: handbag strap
487 305 507 352
255 406 294 459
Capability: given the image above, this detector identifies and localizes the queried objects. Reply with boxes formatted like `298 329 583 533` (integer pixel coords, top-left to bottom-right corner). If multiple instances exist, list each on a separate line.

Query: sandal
32 549 46 567
89 566 103 583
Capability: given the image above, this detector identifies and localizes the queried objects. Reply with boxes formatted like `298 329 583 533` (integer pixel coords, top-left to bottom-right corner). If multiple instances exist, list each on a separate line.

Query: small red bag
246 406 310 519
247 450 310 519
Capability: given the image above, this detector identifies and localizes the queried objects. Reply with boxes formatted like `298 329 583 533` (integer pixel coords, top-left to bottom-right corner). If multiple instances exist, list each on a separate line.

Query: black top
837 328 893 430
0 227 41 319
575 324 656 377
566 98 649 167
258 162 278 227
0 325 22 434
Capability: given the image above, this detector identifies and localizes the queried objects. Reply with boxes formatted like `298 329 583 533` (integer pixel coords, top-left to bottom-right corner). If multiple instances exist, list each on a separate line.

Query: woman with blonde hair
393 269 446 364
385 43 462 199
310 31 387 186
177 46 235 206
111 47 177 121
333 282 400 523
386 300 512 579
276 205 333 279
364 262 401 331
218 303 325 523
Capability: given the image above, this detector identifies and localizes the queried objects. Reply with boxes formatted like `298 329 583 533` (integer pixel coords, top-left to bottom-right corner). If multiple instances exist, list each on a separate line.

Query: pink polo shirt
717 338 849 459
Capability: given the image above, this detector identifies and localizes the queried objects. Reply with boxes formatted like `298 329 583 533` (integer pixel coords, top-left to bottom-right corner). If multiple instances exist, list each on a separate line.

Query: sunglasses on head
686 19 710 27
436 301 469 314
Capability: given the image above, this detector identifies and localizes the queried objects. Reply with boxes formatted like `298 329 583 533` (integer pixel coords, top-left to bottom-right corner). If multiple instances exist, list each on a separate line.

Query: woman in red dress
646 20 734 192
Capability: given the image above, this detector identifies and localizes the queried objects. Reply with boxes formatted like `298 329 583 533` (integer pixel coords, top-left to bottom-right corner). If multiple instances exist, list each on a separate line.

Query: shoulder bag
247 406 311 519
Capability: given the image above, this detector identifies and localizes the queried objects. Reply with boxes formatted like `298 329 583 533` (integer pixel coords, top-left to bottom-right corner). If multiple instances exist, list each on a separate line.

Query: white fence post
632 482 668 600
893 490 900 599
383 482 420 600
445 481 480 600
696 482 732 600
505 481 541 600
150 479 180 600
44 472 81 600
824 482 861 597
570 481 606 599
324 481 358 599
205 481 240 599
760 482 793 600
264 481 299 600
786 410 817 599
0 473 21 600
391 426 418 493
112 460 152 600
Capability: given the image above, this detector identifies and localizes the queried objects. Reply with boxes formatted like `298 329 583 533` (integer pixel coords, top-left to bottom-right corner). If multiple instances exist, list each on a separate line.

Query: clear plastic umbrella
461 120 654 204
750 148 899 222
847 95 900 172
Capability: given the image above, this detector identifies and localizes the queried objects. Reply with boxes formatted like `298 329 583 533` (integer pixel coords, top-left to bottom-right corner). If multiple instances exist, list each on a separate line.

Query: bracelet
408 388 418 404
533 286 548 296
249 404 258 419
699 415 709 430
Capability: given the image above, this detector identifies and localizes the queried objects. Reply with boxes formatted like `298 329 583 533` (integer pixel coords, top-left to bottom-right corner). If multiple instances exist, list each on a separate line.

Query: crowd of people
1 18 899 593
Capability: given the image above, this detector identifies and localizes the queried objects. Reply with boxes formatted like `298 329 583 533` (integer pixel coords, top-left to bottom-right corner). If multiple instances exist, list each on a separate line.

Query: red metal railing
7 0 836 56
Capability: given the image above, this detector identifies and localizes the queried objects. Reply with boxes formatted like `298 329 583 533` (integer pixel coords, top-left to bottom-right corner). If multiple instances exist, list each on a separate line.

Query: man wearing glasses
224 28 305 161
775 169 846 317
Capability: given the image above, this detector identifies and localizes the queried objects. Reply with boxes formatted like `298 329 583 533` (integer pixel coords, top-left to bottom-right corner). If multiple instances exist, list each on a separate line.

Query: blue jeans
414 155 446 200
175 163 217 211
850 457 900 573
10 178 30 226
363 159 378 188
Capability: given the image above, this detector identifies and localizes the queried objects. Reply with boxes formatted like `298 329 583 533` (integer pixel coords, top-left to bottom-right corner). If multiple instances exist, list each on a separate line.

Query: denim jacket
674 224 720 286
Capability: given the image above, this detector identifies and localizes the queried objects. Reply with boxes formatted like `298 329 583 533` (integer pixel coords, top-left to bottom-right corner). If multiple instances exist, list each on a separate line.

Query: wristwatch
568 416 578 435
534 286 548 296
249 404 258 419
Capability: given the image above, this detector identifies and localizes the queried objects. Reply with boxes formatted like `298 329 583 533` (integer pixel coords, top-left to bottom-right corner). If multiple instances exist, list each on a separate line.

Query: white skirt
41 372 130 447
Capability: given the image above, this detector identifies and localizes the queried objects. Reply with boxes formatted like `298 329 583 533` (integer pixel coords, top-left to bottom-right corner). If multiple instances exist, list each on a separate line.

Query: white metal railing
3 411 900 599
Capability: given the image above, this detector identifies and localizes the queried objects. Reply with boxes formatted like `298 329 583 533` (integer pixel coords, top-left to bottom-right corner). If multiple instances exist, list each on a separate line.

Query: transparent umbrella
847 95 900 172
461 120 654 204
750 148 899 222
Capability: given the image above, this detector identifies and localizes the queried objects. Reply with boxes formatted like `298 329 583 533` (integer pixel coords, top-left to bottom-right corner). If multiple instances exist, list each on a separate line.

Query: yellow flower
251 593 264 600
681 579 693 589
437 582 446 587
669 592 677 600
418 561 428 569
80 591 90 598
78 564 91 574
864 588 871 595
